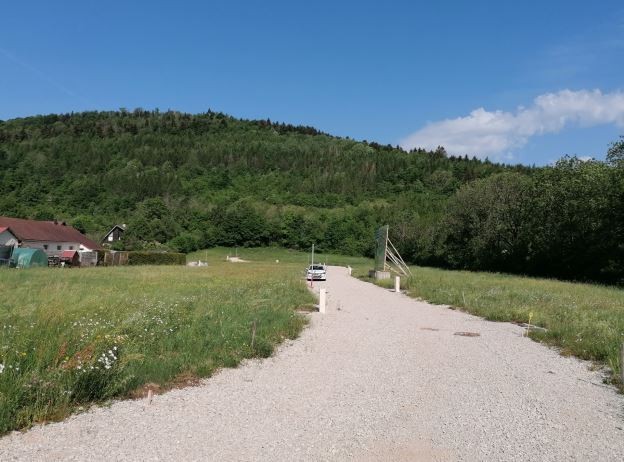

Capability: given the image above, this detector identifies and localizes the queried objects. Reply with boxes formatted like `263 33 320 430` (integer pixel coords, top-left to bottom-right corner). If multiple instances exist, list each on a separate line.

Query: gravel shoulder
1 266 622 461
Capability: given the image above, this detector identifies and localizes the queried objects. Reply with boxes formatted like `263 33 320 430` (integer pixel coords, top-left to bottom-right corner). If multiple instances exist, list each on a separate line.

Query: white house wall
21 241 94 256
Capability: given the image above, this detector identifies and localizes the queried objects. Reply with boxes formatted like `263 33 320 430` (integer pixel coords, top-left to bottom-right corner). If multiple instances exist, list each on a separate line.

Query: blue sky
1 1 623 165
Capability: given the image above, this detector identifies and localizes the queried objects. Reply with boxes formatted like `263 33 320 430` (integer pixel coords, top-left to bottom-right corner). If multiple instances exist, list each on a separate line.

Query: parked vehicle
306 264 327 281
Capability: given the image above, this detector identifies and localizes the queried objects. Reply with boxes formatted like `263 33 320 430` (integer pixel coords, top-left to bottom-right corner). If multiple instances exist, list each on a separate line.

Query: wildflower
0 364 4 374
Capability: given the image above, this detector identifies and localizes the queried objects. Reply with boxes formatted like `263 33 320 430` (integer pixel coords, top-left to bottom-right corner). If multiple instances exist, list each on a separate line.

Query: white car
306 264 327 281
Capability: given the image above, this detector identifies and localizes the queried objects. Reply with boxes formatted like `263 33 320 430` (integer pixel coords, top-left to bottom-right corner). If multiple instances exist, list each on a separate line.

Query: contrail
0 46 93 106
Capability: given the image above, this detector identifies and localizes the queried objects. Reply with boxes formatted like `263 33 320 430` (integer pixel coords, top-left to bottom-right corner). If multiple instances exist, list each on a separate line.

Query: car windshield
310 265 325 270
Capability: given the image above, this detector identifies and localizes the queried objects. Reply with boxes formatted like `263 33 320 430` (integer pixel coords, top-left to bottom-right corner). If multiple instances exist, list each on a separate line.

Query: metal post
395 276 400 293
319 288 326 314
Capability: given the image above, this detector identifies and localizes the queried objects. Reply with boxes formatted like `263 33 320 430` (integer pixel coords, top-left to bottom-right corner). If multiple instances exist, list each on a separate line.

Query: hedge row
127 251 186 266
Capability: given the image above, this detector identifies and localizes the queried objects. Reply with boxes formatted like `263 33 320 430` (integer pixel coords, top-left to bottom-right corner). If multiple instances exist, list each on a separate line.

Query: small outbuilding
102 224 126 245
60 250 80 267
10 248 48 268
79 250 98 267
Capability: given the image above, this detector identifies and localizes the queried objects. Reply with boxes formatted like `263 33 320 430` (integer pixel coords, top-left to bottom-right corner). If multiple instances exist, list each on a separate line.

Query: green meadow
1 246 623 434
0 249 314 434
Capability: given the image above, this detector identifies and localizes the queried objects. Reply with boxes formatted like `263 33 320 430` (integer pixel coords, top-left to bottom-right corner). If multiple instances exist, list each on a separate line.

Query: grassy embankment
0 248 315 434
362 266 624 384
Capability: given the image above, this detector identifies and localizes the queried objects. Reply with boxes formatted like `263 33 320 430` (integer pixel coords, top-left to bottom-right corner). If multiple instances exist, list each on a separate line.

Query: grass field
0 248 315 434
1 246 622 434
362 266 624 385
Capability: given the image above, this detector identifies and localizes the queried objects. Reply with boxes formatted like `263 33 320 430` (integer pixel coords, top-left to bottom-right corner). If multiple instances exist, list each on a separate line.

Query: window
57 245 62 251
108 234 114 242
69 246 74 250
43 244 48 250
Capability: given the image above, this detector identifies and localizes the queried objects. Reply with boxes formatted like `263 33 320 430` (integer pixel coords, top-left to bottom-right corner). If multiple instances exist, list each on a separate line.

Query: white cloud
400 89 624 159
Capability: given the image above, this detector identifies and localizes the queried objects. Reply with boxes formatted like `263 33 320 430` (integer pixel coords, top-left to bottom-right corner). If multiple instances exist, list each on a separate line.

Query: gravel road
1 266 623 461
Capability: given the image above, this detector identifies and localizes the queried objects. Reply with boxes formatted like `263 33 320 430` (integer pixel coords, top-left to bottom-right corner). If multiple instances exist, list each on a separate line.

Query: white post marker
319 288 327 314
347 265 352 276
395 276 400 293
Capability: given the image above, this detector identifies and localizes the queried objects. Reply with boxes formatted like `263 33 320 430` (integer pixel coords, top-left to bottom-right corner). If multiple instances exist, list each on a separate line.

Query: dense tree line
422 157 624 283
0 110 621 283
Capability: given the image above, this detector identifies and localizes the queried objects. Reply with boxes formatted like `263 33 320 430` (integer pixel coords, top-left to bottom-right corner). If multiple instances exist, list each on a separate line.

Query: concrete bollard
395 276 400 293
319 288 327 314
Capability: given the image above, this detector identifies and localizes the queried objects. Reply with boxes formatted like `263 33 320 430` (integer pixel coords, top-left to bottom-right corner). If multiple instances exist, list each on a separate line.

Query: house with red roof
0 217 100 257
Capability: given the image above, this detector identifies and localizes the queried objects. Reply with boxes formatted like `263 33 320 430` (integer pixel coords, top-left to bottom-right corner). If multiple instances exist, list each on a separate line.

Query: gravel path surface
1 267 623 461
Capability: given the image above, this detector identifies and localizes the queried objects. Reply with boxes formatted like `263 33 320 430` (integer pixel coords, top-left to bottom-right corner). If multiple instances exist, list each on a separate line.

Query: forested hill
0 110 622 283
0 109 519 243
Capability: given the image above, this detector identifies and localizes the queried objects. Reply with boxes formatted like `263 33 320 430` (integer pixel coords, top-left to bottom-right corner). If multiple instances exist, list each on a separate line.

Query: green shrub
127 251 186 265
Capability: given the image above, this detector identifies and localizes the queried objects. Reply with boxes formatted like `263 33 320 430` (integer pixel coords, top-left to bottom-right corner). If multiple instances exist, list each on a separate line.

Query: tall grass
366 266 624 384
0 252 313 434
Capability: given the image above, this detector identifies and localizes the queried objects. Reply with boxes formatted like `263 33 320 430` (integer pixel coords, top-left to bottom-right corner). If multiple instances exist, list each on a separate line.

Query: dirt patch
454 331 480 337
130 382 162 400
130 372 202 400
228 256 249 263
296 304 319 313
353 440 453 461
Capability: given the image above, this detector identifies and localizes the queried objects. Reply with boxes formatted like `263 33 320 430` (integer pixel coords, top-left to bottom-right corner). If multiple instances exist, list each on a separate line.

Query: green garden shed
11 248 48 268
